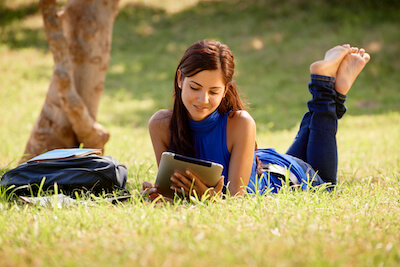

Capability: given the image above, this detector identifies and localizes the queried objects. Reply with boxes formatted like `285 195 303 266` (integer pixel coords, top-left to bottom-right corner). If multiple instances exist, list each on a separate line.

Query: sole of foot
335 48 371 95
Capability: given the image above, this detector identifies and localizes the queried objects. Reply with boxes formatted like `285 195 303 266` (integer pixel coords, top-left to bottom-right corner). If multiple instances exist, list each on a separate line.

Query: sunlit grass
0 182 399 266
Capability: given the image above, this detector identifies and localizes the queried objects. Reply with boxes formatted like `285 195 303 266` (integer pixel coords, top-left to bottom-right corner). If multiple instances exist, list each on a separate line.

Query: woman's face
179 69 226 121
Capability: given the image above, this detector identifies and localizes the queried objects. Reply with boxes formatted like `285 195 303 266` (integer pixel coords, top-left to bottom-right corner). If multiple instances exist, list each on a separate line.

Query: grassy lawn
0 0 399 266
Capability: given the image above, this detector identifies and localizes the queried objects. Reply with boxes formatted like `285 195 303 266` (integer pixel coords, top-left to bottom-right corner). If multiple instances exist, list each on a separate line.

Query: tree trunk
21 0 119 162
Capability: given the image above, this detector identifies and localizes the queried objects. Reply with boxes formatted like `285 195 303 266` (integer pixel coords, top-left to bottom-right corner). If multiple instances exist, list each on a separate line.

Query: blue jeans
286 74 347 185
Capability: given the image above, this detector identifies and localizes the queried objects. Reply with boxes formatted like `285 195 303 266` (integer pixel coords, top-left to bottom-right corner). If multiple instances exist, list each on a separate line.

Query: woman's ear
177 69 183 89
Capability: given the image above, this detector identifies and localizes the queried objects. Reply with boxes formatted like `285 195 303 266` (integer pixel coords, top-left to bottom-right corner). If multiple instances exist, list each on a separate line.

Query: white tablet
154 152 224 199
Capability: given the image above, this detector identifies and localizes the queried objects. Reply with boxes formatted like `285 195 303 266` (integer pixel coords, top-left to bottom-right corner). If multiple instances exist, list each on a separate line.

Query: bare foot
310 44 357 77
335 48 370 95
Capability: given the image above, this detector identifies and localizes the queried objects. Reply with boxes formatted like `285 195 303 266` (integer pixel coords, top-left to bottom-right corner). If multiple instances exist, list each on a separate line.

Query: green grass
1 0 400 266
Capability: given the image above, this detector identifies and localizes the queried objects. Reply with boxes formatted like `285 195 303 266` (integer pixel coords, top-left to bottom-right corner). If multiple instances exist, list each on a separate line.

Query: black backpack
1 155 128 195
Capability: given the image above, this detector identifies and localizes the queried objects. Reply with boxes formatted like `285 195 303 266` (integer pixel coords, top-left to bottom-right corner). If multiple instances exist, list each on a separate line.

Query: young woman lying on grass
143 40 370 199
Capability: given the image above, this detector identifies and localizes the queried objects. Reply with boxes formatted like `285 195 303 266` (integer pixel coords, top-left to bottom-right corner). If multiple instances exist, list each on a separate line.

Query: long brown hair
169 40 247 157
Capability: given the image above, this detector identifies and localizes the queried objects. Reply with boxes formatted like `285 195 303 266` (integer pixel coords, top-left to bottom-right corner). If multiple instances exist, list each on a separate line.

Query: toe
363 52 371 62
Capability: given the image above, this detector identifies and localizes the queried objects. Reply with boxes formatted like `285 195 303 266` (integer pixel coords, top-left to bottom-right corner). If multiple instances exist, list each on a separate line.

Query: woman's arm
140 109 172 201
226 110 257 196
148 109 172 166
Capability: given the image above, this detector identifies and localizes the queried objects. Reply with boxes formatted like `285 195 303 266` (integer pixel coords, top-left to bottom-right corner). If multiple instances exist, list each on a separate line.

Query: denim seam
310 74 335 83
336 91 347 101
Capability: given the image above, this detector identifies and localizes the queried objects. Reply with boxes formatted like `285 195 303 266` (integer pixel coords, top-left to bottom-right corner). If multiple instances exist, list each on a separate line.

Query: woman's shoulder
226 110 256 153
226 110 256 140
227 110 256 127
148 109 172 161
149 109 172 128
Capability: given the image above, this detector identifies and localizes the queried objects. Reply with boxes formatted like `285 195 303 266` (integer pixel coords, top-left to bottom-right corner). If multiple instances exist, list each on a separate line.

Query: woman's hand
170 170 224 200
140 181 173 203
141 181 158 198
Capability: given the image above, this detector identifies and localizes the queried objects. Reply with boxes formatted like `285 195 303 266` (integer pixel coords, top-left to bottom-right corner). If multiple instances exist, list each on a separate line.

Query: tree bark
21 0 119 162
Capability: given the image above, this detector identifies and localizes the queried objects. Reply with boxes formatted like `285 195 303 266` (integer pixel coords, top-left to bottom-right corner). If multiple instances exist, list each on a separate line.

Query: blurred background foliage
0 0 399 147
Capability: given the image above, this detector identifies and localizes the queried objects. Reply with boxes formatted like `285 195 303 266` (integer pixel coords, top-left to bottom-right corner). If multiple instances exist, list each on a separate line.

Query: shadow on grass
0 2 38 27
0 2 48 50
2 0 400 130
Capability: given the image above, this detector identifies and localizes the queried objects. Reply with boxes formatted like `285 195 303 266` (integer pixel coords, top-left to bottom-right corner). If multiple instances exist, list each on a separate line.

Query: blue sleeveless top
189 109 315 193
189 109 231 182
